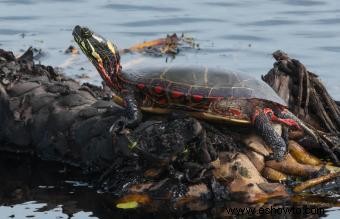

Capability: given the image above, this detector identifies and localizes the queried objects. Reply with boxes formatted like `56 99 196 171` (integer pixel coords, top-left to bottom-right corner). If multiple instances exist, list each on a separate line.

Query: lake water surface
0 0 340 218
1 0 340 98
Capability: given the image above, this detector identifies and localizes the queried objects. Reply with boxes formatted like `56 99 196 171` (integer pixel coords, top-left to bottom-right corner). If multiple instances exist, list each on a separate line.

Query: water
0 0 340 98
0 0 340 218
0 154 133 219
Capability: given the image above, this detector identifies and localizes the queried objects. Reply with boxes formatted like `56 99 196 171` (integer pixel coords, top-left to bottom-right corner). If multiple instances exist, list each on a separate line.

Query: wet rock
64 45 79 54
0 48 117 171
75 73 89 79
0 49 16 61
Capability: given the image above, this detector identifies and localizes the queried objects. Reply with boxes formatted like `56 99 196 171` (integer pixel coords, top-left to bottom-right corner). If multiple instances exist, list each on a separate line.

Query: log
1 47 339 209
0 48 290 206
0 48 120 172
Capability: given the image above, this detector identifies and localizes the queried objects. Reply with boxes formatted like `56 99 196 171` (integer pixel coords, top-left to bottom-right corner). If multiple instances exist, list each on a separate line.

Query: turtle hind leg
253 109 287 161
110 90 142 133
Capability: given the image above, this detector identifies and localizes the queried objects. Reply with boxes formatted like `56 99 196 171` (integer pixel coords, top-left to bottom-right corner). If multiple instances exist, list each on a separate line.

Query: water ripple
319 46 340 52
0 0 34 4
279 0 326 6
221 34 269 41
202 1 244 7
314 18 340 24
120 17 224 27
0 15 38 21
103 3 181 12
242 19 298 26
201 48 241 54
0 29 26 35
281 9 340 15
294 31 338 38
118 30 200 37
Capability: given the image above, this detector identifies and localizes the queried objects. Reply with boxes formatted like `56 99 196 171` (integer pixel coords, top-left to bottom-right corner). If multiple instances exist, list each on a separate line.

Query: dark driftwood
265 50 340 132
263 50 340 164
0 48 121 172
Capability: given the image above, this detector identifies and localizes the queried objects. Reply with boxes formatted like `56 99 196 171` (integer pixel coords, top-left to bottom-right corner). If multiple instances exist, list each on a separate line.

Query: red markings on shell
171 90 184 98
192 94 203 102
154 85 164 94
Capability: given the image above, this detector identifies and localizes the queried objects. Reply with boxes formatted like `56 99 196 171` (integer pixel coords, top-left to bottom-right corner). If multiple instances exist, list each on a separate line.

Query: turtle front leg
252 109 287 161
110 90 142 133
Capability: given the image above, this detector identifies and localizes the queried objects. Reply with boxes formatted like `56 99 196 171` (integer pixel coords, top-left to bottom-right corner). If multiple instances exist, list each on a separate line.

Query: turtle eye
81 27 92 39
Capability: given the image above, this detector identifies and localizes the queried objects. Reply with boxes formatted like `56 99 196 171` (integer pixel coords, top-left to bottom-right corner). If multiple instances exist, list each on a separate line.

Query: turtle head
72 25 121 90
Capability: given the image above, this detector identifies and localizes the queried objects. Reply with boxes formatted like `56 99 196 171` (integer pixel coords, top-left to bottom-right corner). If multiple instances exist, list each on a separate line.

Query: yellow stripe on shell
140 106 251 125
189 112 251 125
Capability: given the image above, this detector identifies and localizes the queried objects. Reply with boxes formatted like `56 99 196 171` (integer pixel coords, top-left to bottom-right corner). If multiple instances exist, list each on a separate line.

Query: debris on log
121 33 199 57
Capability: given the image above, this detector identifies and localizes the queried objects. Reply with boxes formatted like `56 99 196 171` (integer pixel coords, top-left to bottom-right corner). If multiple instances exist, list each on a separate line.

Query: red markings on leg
263 108 300 129
251 109 261 124
276 118 300 129
263 108 274 116
252 108 300 129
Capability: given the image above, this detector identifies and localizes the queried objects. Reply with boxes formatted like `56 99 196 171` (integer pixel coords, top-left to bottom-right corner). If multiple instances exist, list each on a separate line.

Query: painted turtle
73 25 309 161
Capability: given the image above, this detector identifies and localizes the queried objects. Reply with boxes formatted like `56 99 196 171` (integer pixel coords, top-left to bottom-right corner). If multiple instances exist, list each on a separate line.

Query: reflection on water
0 154 137 219
0 153 339 218
0 154 339 219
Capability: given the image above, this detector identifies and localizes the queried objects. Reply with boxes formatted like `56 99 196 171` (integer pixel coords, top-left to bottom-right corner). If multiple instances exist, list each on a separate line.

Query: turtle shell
122 65 287 107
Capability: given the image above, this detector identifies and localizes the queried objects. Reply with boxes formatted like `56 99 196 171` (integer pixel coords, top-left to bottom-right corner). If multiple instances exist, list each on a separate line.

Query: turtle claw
110 116 128 134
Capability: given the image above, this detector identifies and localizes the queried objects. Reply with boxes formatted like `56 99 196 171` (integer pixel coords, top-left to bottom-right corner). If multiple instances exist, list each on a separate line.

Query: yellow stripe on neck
87 39 103 64
107 41 117 55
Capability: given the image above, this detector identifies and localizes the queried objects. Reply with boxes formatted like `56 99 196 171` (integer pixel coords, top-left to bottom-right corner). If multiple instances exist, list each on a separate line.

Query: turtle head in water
72 25 121 90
